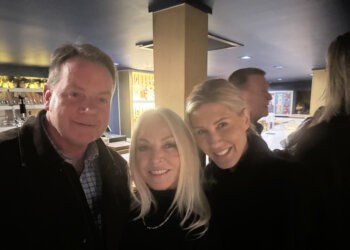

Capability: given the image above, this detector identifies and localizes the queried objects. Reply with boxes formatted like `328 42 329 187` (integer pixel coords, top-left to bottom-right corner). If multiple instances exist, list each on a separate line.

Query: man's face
241 74 272 122
44 57 114 151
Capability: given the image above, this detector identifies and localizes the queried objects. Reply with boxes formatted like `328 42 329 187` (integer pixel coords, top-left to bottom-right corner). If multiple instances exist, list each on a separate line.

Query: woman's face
135 116 180 190
189 102 250 169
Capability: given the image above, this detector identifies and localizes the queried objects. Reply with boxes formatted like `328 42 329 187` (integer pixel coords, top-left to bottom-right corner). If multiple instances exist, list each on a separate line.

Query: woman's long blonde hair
313 31 350 125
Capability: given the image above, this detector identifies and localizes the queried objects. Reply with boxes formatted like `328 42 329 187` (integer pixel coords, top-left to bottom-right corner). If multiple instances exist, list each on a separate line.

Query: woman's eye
218 122 227 129
196 129 206 136
164 143 177 149
136 145 149 152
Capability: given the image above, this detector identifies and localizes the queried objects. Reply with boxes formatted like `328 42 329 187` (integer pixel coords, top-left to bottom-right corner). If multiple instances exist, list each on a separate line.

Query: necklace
142 208 175 230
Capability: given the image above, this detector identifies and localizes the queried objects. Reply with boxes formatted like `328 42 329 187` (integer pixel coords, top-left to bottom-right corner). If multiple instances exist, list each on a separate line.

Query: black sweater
205 133 301 250
120 189 218 250
293 113 350 249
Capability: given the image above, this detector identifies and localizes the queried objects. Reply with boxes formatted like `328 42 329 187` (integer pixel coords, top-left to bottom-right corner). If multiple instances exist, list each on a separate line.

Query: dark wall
269 80 311 91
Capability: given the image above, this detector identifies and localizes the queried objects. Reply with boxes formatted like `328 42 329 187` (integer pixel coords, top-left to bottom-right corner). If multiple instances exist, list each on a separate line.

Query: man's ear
241 108 251 130
43 84 52 110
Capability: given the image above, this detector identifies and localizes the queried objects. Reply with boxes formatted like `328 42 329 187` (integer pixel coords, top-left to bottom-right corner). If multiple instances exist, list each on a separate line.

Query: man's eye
69 92 81 98
98 97 108 103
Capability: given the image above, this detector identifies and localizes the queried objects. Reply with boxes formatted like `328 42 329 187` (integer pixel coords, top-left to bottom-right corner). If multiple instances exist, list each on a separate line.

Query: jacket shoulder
0 128 20 152
0 127 20 142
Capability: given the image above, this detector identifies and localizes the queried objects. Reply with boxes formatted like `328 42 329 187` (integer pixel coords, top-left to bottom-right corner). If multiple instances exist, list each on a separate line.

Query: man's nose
79 97 98 113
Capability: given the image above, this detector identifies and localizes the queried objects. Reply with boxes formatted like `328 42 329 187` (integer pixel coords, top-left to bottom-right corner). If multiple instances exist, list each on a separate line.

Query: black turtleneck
120 189 217 250
143 189 176 227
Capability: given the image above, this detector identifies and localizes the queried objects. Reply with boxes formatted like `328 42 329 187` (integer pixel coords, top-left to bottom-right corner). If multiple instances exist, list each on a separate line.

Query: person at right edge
185 78 305 250
282 31 350 250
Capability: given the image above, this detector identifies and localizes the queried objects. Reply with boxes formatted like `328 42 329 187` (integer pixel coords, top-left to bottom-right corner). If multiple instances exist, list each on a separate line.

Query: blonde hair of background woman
314 31 350 124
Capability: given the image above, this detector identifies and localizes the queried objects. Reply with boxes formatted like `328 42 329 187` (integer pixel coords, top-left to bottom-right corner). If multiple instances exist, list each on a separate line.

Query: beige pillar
152 3 209 118
310 69 327 114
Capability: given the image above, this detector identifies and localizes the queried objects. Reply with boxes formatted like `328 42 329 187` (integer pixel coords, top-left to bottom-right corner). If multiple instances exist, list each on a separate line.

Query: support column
152 3 210 118
310 69 326 114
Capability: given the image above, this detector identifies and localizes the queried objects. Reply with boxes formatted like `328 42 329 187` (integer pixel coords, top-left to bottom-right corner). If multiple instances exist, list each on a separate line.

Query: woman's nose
151 148 164 165
208 131 222 145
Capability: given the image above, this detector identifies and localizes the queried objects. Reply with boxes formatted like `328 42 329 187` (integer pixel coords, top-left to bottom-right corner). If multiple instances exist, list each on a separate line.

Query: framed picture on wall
268 90 294 116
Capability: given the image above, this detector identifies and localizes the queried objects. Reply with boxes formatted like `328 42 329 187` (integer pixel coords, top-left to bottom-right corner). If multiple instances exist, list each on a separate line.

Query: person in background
185 78 303 250
120 107 215 250
276 106 325 159
287 31 350 249
228 67 272 134
0 43 131 250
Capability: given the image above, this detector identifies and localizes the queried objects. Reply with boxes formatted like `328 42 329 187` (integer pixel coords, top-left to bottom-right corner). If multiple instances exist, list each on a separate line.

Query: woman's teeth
150 169 168 175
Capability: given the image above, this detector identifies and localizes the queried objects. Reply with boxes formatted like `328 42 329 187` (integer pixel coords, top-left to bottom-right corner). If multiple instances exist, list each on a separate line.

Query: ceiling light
277 78 283 81
136 41 153 50
273 65 283 69
240 56 251 60
136 33 243 51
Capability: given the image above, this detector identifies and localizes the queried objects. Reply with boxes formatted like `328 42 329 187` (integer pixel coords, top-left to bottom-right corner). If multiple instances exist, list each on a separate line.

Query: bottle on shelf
18 95 27 121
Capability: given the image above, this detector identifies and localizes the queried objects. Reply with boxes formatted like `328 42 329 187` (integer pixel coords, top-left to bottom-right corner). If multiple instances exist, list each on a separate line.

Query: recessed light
273 65 283 69
277 78 283 81
240 56 251 60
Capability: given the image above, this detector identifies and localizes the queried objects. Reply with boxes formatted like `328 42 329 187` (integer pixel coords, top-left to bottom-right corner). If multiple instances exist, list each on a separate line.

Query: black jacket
293 113 350 249
205 133 301 250
1 110 131 250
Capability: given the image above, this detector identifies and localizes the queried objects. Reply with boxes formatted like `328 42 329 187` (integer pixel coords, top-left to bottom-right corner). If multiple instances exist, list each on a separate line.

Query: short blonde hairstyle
129 107 210 236
185 78 248 127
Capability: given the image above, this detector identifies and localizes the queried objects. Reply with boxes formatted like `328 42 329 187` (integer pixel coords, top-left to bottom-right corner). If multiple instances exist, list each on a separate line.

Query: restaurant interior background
0 0 349 152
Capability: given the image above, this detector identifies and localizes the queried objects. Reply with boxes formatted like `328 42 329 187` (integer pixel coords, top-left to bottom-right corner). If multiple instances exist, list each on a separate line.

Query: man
1 43 131 250
228 68 272 134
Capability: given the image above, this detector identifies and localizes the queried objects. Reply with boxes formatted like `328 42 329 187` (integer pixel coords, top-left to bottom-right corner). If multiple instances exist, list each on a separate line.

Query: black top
292 113 350 249
120 189 218 250
205 133 301 250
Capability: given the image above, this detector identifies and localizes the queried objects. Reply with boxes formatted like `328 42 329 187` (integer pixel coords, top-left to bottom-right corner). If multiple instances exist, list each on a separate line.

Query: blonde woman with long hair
120 107 216 249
